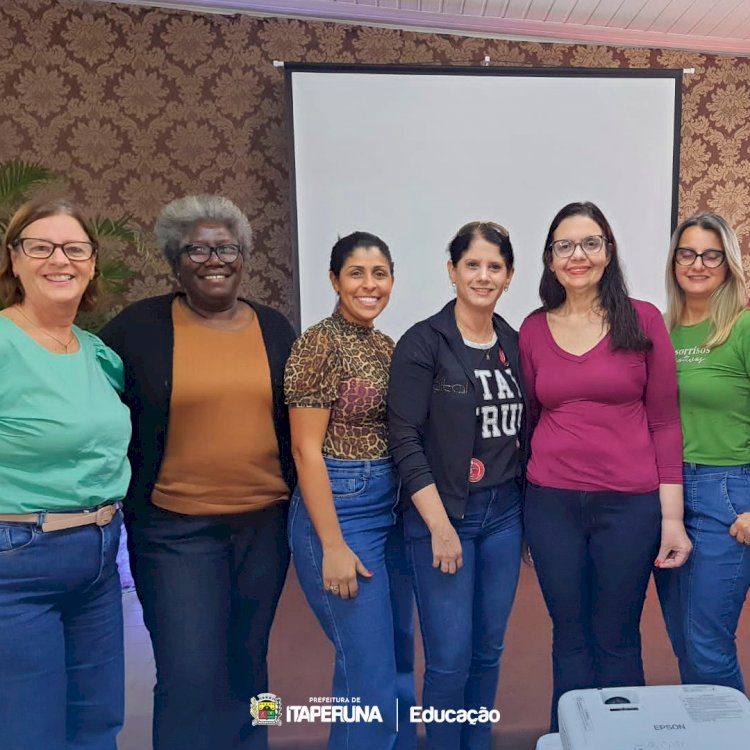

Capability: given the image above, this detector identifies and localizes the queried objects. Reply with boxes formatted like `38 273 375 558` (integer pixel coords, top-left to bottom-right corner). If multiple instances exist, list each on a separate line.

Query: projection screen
286 65 681 338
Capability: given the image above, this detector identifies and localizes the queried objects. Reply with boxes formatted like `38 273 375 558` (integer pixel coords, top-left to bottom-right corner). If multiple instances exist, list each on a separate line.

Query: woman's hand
322 542 372 600
430 521 463 574
290 408 371 600
729 513 750 545
655 518 692 569
409 484 462 574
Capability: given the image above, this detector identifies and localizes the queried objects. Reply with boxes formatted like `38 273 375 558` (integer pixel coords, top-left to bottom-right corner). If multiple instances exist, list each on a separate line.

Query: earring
451 282 456 292
504 285 510 292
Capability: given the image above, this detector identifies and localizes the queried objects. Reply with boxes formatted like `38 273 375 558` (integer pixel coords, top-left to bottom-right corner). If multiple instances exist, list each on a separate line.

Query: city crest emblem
251 693 283 726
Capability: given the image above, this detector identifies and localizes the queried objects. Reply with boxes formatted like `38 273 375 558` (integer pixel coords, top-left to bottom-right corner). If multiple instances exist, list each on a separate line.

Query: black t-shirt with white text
466 340 523 491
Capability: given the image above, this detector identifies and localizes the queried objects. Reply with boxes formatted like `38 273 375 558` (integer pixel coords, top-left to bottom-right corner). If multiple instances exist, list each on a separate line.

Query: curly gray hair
155 195 253 271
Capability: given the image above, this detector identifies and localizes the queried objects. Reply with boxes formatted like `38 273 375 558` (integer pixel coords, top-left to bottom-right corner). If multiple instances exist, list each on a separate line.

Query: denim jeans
288 457 416 750
524 484 661 732
404 481 523 750
128 501 289 750
0 510 124 750
656 464 750 691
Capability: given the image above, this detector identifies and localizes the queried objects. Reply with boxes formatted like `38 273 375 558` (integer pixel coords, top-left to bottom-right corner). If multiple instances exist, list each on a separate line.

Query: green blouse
0 317 132 513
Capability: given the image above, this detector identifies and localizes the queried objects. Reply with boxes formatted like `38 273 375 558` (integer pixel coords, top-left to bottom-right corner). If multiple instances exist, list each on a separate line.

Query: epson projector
537 685 750 749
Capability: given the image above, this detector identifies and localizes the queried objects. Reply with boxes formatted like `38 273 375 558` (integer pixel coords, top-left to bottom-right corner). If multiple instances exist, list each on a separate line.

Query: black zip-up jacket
99 293 297 517
388 300 526 520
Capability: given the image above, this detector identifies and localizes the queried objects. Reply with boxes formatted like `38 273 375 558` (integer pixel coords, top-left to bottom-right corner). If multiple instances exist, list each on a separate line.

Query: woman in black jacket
100 194 295 750
388 221 524 750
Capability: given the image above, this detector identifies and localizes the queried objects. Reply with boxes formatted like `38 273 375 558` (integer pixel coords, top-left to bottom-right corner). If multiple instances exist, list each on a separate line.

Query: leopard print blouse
284 312 394 459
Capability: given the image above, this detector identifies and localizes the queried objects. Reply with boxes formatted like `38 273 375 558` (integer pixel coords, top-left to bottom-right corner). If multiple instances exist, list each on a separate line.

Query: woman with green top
657 212 750 691
0 198 131 749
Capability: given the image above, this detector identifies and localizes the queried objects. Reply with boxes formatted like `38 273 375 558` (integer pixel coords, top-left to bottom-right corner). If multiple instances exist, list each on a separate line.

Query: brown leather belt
0 503 118 533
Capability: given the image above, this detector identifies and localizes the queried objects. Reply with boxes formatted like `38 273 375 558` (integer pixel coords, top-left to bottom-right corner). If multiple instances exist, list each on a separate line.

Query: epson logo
654 724 686 731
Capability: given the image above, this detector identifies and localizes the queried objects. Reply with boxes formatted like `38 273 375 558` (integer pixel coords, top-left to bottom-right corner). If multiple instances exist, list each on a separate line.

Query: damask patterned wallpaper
2 0 749 318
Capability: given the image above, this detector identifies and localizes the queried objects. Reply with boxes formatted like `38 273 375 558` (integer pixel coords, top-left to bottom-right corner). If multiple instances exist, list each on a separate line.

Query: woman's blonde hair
665 212 748 348
1 198 101 311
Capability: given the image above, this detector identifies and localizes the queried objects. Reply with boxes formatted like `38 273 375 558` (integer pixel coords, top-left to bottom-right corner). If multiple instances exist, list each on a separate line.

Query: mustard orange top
151 299 288 515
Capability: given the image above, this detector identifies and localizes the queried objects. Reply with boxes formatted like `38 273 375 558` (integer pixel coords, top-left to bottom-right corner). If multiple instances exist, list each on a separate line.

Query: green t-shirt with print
671 311 750 465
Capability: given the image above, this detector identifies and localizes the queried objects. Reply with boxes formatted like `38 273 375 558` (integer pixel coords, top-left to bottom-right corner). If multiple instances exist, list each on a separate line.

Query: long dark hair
539 201 651 352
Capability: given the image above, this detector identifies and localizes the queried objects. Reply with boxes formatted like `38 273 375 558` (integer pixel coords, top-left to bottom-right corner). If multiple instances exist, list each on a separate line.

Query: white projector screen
287 66 681 338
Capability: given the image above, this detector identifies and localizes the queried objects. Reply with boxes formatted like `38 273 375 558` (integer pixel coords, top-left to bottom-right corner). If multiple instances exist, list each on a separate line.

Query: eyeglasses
181 244 242 264
14 238 96 261
549 235 607 258
674 247 726 268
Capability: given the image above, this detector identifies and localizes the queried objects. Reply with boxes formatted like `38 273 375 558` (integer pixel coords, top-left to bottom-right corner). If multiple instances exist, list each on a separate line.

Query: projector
536 734 563 749
545 685 750 749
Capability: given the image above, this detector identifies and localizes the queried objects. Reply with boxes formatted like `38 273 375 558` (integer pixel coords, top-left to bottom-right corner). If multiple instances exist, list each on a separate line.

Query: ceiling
109 0 750 56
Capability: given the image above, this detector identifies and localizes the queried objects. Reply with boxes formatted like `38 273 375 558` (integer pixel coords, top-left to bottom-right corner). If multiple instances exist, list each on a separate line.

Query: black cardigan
99 293 297 515
388 300 526 520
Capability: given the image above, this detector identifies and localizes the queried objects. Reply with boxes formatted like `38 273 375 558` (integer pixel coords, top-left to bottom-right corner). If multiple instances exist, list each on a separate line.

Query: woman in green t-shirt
0 198 131 748
657 211 750 692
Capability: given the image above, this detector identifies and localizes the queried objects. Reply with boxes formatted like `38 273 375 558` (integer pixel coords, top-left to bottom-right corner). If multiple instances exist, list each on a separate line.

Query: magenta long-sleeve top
518 299 683 493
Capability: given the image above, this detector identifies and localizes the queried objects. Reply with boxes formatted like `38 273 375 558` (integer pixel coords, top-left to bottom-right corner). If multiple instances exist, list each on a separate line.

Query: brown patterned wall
2 0 750 318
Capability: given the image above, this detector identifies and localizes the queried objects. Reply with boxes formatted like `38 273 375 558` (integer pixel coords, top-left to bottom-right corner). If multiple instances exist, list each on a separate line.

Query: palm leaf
0 160 60 208
98 258 134 297
90 214 149 255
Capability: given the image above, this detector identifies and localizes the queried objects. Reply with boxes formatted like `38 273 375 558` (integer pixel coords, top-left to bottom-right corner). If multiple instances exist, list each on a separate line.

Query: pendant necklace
462 333 497 362
14 305 76 352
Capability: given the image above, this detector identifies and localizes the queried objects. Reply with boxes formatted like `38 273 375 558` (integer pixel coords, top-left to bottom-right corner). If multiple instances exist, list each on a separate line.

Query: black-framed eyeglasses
549 235 607 258
14 237 96 261
181 244 242 264
674 247 726 268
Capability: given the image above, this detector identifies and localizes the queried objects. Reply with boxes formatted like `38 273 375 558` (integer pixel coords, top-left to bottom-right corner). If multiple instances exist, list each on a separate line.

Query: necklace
457 318 496 361
463 334 497 362
455 317 495 344
14 305 76 352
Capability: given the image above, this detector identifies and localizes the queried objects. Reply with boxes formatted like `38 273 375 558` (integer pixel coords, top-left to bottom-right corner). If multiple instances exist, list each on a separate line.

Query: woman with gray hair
100 194 296 750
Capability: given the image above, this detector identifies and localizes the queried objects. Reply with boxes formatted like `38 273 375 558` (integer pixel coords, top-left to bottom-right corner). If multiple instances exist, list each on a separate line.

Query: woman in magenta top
519 201 691 731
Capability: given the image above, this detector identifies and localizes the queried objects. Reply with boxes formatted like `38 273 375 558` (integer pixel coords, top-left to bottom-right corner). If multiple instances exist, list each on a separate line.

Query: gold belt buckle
95 505 115 526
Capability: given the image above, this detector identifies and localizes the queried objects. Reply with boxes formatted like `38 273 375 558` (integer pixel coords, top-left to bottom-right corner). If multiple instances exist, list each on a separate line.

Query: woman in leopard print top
285 231 415 750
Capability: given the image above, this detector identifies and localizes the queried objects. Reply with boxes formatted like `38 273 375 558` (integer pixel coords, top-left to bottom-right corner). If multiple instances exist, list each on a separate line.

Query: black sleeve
98 310 125 355
387 325 437 500
255 304 298 492
98 308 137 409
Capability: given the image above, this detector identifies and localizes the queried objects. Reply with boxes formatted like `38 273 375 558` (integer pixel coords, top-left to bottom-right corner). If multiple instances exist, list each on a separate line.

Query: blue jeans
524 484 661 732
0 510 124 750
405 481 523 750
128 501 289 750
288 457 416 750
656 464 750 691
